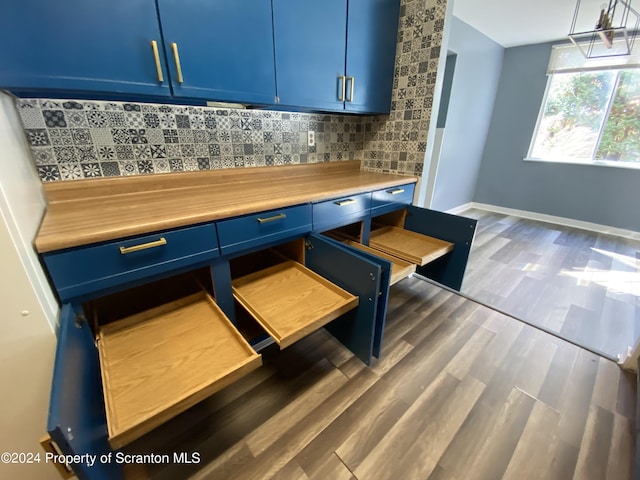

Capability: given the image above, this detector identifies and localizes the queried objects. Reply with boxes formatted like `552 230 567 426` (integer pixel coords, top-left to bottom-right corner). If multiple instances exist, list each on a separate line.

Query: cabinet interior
83 266 262 450
230 239 359 349
371 209 407 230
229 238 305 280
322 221 365 243
83 267 214 334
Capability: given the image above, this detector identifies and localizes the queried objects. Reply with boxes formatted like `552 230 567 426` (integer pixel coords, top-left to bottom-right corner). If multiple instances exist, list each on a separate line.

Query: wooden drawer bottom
232 260 358 349
97 292 261 449
342 240 416 285
369 226 454 266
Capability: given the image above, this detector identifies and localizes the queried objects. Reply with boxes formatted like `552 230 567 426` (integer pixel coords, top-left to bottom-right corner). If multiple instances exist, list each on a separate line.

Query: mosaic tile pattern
16 98 364 181
362 0 447 176
16 0 446 182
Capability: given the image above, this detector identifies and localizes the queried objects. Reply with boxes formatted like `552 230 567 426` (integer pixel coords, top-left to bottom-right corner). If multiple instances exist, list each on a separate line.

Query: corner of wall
0 92 58 331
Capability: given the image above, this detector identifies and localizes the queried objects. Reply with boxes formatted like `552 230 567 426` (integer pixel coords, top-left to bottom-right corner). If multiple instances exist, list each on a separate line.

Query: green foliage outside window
597 70 640 162
530 68 640 164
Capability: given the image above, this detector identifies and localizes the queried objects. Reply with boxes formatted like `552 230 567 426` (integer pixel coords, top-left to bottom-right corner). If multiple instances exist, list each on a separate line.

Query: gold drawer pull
347 76 355 102
150 40 164 83
257 213 286 224
335 199 356 206
338 75 346 101
171 42 184 84
119 237 167 254
387 188 405 195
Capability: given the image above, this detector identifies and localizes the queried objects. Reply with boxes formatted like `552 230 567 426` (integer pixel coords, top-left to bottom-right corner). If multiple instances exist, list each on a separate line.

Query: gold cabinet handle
387 188 405 195
171 42 184 84
334 199 356 206
338 75 346 101
119 237 167 254
347 76 355 102
150 40 164 83
257 213 286 224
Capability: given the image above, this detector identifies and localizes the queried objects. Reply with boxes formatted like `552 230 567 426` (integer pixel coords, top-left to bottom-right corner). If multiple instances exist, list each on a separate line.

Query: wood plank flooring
460 209 640 361
122 276 636 480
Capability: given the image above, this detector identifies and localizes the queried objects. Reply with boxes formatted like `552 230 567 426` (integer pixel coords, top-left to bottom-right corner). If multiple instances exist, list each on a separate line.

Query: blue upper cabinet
345 0 401 114
156 0 277 105
272 0 348 113
0 0 396 112
0 0 171 97
272 0 400 114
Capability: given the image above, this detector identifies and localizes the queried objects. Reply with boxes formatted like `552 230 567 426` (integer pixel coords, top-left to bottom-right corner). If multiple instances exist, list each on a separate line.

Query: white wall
474 41 640 232
0 91 58 479
430 17 504 211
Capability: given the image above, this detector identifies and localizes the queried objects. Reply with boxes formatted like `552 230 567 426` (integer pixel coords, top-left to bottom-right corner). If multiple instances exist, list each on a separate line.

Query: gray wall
431 17 504 211
475 41 640 232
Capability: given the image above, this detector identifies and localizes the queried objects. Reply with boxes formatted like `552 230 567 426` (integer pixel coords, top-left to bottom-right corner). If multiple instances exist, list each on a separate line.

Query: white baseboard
446 202 640 242
445 203 475 215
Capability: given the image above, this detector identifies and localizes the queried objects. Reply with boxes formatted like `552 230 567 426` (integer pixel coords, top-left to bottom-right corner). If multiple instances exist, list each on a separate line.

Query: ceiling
452 0 610 48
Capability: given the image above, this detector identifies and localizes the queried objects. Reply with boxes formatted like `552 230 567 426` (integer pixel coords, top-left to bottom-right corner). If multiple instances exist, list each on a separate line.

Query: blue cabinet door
272 0 347 112
345 0 400 113
0 0 170 97
404 206 478 291
305 234 391 364
157 0 277 104
273 0 398 114
47 304 119 480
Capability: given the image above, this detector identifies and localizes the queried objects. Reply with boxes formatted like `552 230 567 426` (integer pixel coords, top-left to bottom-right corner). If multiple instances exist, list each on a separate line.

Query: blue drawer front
43 223 219 302
370 183 415 216
312 192 371 232
217 204 312 256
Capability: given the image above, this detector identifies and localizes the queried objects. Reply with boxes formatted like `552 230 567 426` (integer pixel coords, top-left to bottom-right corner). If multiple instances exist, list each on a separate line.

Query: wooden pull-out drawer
97 291 261 449
368 226 454 266
342 240 415 285
232 260 358 349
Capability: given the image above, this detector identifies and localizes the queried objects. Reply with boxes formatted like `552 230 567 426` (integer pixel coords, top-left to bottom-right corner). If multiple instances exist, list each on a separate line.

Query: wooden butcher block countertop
35 160 417 253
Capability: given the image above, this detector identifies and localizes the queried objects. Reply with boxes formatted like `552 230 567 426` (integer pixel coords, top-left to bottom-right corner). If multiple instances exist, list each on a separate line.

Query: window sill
524 157 640 171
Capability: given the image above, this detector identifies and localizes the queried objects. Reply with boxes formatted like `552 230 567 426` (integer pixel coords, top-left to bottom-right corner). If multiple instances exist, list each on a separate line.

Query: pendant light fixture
569 0 639 58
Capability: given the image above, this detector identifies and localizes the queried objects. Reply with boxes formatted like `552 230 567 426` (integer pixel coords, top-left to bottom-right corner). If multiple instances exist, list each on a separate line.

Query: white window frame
525 43 640 170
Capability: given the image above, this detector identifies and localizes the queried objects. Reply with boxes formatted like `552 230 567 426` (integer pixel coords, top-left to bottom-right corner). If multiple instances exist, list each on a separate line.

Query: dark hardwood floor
123 276 636 480
460 208 640 361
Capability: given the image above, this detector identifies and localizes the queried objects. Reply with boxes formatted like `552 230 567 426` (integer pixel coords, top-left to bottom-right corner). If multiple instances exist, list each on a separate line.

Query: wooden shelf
97 292 261 449
343 240 416 285
232 260 358 349
369 226 454 266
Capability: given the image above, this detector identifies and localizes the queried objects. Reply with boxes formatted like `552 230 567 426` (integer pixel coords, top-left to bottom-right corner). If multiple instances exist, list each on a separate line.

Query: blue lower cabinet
312 192 371 232
305 234 391 364
47 304 120 480
404 206 478 291
217 204 312 256
370 183 415 217
43 223 219 303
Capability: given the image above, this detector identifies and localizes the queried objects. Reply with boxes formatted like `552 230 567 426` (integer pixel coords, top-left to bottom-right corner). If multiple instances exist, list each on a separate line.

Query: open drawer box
369 207 477 291
369 210 454 266
83 272 261 449
230 245 359 349
341 239 415 285
324 204 477 292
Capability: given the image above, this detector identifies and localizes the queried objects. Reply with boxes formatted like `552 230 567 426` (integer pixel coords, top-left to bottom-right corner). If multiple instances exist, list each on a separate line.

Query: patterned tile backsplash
16 98 364 181
15 0 446 182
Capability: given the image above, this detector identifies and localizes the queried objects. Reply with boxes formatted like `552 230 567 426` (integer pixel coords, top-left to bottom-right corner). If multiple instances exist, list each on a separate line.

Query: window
528 44 640 167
